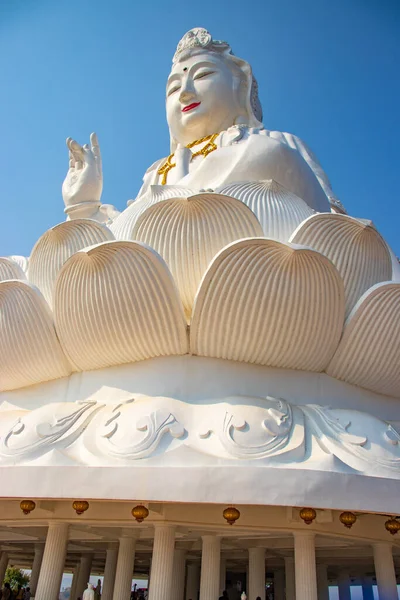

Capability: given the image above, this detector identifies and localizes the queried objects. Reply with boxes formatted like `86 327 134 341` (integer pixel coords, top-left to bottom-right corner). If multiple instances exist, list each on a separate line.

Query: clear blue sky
1 0 399 258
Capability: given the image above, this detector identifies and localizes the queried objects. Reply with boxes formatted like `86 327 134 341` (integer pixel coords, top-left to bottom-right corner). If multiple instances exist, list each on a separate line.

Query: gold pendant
157 154 176 185
157 133 219 185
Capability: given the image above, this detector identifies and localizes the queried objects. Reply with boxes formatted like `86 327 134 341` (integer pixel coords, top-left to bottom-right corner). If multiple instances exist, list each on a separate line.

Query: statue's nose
179 85 196 104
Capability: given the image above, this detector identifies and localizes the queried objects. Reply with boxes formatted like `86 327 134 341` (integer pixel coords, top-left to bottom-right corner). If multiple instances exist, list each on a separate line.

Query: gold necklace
158 132 219 185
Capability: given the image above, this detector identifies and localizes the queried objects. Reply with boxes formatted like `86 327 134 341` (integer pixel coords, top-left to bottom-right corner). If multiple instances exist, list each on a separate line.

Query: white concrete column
220 557 227 595
101 544 118 600
29 544 45 596
373 543 399 600
274 569 285 600
361 575 374 600
0 551 9 587
316 564 329 600
284 556 295 600
294 532 317 600
35 522 69 600
69 564 80 600
148 524 176 600
76 553 94 599
171 548 187 600
186 562 200 600
337 571 351 600
147 557 152 589
248 547 265 600
113 537 137 600
199 535 221 600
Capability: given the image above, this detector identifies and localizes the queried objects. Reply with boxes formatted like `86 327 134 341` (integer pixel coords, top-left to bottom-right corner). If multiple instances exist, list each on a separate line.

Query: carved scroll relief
0 394 399 477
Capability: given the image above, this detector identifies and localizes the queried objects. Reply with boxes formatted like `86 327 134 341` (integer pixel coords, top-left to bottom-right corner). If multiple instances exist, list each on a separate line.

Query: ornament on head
171 27 263 126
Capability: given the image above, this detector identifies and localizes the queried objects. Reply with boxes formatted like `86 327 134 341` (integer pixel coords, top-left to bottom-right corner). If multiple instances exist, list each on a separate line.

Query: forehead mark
167 59 220 87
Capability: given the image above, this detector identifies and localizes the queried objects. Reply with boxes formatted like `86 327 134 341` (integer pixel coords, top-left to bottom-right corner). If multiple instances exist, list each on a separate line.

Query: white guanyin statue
62 26 345 222
0 27 399 497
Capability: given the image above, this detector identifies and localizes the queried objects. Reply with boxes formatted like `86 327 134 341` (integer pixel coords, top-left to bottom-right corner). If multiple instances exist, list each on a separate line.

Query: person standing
94 579 101 600
1 583 11 600
82 583 95 600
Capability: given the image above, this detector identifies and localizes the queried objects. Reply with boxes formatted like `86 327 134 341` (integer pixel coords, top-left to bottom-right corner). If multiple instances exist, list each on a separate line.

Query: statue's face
166 52 241 146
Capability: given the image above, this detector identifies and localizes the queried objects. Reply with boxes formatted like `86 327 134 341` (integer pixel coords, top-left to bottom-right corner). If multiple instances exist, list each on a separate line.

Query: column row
6 524 399 600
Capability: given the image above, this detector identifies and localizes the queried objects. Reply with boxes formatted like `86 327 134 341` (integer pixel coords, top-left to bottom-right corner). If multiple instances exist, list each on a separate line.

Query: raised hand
62 133 103 210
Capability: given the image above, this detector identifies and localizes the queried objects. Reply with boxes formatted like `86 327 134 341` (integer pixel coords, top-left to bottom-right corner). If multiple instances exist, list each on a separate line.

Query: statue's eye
193 71 215 80
167 85 181 97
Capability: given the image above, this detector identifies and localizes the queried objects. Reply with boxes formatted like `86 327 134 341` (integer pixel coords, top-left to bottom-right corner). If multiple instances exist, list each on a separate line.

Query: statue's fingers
68 138 84 162
82 143 95 163
90 132 100 151
90 132 102 164
68 150 75 168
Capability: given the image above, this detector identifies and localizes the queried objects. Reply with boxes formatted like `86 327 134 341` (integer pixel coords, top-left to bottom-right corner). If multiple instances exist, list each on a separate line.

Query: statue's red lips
182 102 201 112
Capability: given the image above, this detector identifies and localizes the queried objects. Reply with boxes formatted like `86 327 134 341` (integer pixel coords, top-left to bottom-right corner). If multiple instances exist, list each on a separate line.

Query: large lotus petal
132 193 263 319
111 185 197 240
191 238 345 371
29 219 114 305
290 213 392 317
0 257 26 282
327 282 400 397
54 241 188 371
216 180 314 242
8 255 29 275
0 281 71 391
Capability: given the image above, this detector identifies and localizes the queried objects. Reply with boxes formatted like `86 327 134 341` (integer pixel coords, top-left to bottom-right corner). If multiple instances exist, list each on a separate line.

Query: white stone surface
274 570 285 600
170 548 186 600
248 547 265 599
54 240 188 371
0 26 399 520
2 390 400 473
1 198 399 397
219 557 227 595
70 565 80 600
191 238 345 370
29 543 44 596
290 213 392 317
76 553 93 600
29 219 114 305
62 133 119 222
199 535 220 600
132 192 262 317
34 522 69 600
284 557 295 600
0 257 26 282
217 179 314 242
111 185 196 240
186 563 200 600
101 545 118 600
113 537 137 600
148 525 175 600
373 543 399 600
0 354 400 511
294 532 317 600
0 281 71 391
327 282 400 396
